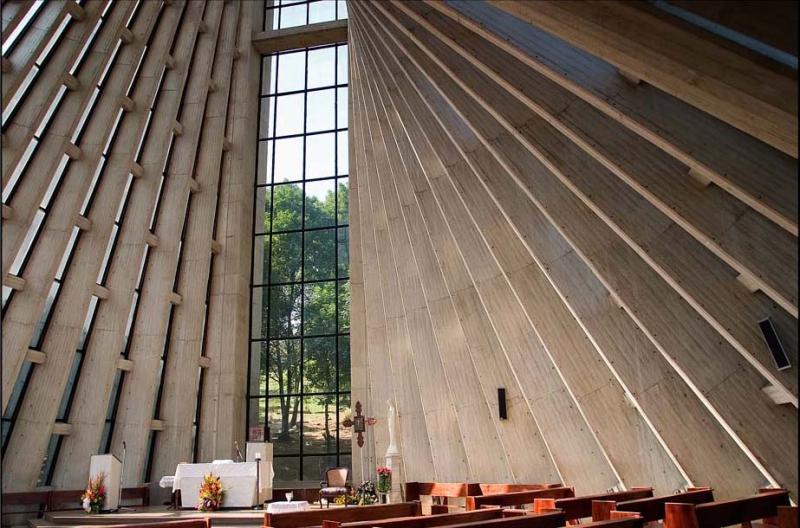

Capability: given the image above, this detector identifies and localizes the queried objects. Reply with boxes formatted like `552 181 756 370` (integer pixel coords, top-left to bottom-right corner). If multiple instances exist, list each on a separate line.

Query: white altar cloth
267 501 310 513
173 461 258 508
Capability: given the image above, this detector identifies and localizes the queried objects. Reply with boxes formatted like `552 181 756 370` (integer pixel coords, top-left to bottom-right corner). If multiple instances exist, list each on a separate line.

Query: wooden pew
664 489 791 528
466 488 575 511
433 510 566 528
480 485 564 495
101 521 210 528
440 511 644 528
0 490 52 519
777 506 798 528
322 507 510 528
264 501 423 528
592 488 714 522
532 488 654 521
406 483 483 513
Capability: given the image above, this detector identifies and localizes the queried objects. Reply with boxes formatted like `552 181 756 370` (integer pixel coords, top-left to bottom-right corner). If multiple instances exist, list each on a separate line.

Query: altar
172 460 271 509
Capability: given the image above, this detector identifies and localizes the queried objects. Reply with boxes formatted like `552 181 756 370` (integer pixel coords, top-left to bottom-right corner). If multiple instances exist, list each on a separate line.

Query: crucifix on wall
342 401 375 447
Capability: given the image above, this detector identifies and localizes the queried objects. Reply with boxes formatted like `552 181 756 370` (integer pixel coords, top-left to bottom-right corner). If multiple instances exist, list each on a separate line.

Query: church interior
0 0 797 527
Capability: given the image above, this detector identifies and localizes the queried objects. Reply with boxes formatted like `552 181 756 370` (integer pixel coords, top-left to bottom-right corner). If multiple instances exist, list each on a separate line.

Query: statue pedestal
385 454 403 503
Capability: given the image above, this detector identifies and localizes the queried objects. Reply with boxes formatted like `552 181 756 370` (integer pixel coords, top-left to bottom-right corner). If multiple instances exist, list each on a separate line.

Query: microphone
235 441 244 462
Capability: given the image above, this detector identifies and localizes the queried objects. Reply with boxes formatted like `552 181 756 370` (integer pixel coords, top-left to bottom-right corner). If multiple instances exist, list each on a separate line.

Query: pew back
102 521 210 528
466 488 574 511
479 485 564 495
442 511 565 528
593 488 714 522
264 502 422 528
322 507 506 528
406 483 482 502
664 490 790 528
544 488 653 520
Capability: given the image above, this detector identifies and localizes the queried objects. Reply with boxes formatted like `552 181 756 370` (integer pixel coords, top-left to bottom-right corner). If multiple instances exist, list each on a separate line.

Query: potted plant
376 466 392 503
197 473 225 511
81 473 106 514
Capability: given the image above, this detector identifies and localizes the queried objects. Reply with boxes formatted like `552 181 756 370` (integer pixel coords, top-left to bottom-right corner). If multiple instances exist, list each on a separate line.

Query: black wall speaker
498 388 507 420
758 318 791 371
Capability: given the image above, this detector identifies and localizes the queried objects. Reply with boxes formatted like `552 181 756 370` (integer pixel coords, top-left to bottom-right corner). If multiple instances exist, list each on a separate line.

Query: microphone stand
234 441 244 463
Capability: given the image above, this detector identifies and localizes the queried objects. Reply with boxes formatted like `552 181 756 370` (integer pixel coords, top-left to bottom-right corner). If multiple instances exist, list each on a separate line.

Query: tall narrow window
249 42 350 484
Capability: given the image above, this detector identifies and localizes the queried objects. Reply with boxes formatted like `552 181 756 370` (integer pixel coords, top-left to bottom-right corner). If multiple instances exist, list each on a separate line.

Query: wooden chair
320 467 351 508
264 501 422 528
663 489 792 528
466 487 575 511
592 488 714 522
533 488 654 521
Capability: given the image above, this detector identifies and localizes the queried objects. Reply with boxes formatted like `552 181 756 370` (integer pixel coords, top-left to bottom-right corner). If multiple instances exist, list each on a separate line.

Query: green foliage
257 181 349 441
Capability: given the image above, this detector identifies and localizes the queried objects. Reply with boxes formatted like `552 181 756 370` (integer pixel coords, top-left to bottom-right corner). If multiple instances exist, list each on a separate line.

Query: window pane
306 133 335 179
338 280 350 332
279 3 308 30
303 397 336 455
336 87 347 129
252 287 268 339
304 282 336 335
337 227 349 278
253 235 271 285
339 393 351 453
309 0 336 24
269 339 301 396
273 137 303 182
269 284 302 337
337 44 348 84
337 178 348 225
306 89 335 133
262 55 277 95
304 336 336 393
260 96 275 138
303 455 338 482
337 130 348 175
275 93 305 136
250 341 268 396
255 186 272 234
269 397 301 454
277 50 305 93
304 229 336 281
270 232 302 283
272 183 303 231
307 47 336 89
305 179 335 228
257 141 273 186
338 336 350 391
274 456 300 482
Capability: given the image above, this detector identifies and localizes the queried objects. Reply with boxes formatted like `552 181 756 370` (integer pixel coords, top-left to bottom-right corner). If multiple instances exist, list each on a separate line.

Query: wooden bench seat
433 510 566 528
264 501 423 528
533 488 654 520
466 488 575 511
100 521 210 528
480 485 565 495
664 489 793 528
322 507 512 528
592 488 714 522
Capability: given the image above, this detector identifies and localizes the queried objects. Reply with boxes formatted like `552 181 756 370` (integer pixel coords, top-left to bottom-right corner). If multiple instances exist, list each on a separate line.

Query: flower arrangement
376 466 392 494
81 473 106 514
197 473 225 511
356 480 378 505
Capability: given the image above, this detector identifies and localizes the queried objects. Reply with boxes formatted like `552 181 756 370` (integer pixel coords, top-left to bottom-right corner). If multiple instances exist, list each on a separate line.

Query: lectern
90 454 122 510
